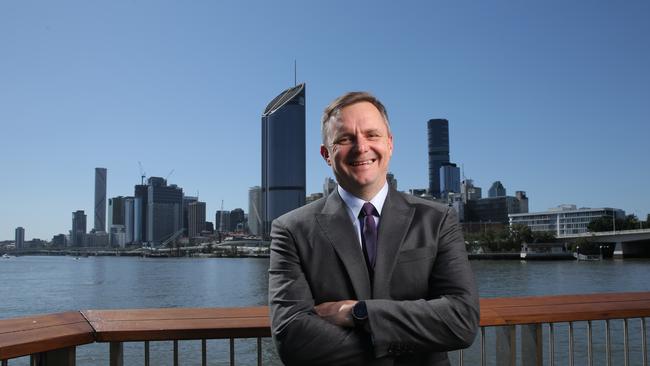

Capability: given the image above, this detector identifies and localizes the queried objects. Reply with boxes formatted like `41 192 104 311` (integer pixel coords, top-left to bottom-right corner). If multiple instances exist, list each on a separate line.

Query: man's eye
336 137 352 145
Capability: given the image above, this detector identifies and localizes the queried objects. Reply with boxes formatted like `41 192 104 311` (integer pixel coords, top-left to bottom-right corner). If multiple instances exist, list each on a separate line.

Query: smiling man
269 92 479 366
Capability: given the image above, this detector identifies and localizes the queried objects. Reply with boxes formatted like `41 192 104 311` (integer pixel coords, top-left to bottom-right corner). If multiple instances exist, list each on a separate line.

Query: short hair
321 91 390 146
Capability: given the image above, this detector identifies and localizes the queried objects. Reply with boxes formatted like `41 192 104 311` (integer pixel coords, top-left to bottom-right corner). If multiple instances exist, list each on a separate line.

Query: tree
588 217 613 232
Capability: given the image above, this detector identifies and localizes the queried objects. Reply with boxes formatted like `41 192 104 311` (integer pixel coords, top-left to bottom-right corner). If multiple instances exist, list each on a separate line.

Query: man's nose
353 137 370 153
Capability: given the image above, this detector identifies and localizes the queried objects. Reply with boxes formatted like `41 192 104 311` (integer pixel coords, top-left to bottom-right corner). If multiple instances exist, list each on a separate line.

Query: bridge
558 228 650 258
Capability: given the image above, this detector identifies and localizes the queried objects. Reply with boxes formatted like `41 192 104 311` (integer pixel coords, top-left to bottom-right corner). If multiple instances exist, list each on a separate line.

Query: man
269 92 479 365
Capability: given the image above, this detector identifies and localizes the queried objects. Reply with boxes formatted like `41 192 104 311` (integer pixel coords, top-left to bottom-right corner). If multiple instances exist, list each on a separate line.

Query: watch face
354 301 368 319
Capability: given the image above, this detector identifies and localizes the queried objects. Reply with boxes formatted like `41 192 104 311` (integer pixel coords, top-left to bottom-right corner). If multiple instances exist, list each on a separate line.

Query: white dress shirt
337 182 388 249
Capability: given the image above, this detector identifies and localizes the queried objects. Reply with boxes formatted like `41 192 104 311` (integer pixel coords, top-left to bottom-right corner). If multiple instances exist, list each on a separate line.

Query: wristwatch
352 301 368 329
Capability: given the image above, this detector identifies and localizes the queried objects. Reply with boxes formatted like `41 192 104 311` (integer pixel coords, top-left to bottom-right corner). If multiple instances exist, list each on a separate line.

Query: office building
306 192 324 204
71 210 87 246
188 201 206 238
465 193 529 224
108 196 126 227
440 163 460 198
124 197 135 244
15 227 25 250
427 119 450 198
52 234 66 247
387 172 398 191
248 186 262 236
261 83 306 239
215 210 230 233
94 167 107 232
461 179 482 203
146 177 183 246
509 205 625 236
488 181 506 198
183 196 199 236
323 177 337 197
133 184 148 244
230 208 245 232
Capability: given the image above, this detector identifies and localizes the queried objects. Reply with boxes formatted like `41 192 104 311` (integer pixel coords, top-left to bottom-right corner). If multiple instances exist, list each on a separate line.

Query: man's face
321 101 393 199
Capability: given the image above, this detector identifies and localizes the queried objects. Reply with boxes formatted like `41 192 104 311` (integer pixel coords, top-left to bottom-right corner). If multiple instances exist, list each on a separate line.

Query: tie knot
360 202 376 218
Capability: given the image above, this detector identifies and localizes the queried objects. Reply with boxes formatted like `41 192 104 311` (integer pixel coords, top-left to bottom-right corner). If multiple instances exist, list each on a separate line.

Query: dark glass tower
261 84 306 239
427 119 450 198
94 167 107 232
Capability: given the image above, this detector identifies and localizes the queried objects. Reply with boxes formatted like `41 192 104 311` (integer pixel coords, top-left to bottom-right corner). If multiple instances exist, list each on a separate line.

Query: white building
509 204 625 236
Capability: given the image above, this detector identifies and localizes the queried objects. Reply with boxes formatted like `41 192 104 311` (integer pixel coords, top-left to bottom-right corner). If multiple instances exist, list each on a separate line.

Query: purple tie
360 202 378 269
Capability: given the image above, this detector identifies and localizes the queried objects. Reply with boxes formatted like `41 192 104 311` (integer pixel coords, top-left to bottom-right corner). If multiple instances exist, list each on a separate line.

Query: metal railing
1 292 649 365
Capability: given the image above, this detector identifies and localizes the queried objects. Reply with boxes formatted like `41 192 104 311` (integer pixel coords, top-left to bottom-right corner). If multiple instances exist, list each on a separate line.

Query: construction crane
138 161 146 185
165 169 175 181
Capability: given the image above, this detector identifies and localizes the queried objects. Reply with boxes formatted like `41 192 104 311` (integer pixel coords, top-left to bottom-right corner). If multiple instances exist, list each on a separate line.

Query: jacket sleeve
268 218 375 366
365 207 480 358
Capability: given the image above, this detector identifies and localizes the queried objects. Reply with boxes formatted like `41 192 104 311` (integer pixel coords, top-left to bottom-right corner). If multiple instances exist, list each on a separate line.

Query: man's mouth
350 159 376 166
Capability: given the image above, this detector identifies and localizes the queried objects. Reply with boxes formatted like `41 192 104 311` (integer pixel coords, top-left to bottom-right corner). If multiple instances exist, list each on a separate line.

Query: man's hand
314 300 358 328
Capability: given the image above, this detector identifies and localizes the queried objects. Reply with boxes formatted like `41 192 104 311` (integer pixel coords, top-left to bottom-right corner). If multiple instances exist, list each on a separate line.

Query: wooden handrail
0 312 94 360
82 306 270 342
2 292 650 361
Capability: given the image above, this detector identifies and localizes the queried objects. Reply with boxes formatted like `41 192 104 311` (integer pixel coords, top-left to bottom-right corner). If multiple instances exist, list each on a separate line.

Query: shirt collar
337 182 389 218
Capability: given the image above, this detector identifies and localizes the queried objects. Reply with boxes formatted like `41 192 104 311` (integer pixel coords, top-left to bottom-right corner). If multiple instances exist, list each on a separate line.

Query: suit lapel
315 192 372 300
372 190 415 298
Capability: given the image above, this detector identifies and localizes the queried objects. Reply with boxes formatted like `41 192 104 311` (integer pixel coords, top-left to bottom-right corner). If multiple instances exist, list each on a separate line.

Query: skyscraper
440 162 461 198
229 208 245 232
71 210 87 246
488 181 506 198
133 184 148 244
94 167 107 232
261 83 306 239
146 177 183 245
15 227 25 250
188 201 206 238
215 210 231 233
323 177 337 197
248 186 262 236
427 119 450 198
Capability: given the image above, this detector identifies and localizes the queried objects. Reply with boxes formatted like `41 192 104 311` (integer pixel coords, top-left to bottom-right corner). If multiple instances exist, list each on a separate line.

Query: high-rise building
323 177 337 197
94 167 107 232
440 163 460 198
133 184 148 244
183 196 199 236
146 177 183 245
188 201 206 238
124 197 135 244
427 119 450 198
108 196 126 227
461 179 482 203
15 227 25 250
215 210 231 233
386 172 398 191
248 186 262 236
488 181 506 198
465 193 529 224
261 83 306 239
229 208 245 232
71 210 87 246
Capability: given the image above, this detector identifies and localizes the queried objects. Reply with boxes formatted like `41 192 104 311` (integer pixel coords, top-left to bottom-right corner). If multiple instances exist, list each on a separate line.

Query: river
1 256 649 365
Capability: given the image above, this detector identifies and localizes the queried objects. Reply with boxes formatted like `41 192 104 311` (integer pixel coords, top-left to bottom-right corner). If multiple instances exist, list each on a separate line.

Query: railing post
496 325 516 366
30 347 76 366
521 324 543 366
110 342 123 366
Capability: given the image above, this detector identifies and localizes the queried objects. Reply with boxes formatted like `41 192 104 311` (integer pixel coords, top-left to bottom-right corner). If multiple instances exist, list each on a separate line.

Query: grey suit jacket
269 189 479 366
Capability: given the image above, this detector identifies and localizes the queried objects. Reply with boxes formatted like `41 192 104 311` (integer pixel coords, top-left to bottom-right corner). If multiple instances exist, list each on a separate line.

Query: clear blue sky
2 1 649 240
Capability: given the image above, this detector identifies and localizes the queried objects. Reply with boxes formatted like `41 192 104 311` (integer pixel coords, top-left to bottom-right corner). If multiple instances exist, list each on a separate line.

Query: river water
1 256 649 365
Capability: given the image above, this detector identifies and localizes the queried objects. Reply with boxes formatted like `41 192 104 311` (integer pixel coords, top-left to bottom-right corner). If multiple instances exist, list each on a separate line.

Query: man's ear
320 145 331 166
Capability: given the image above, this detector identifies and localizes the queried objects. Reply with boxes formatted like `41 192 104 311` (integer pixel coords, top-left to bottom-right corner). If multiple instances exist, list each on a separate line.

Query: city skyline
2 1 649 240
